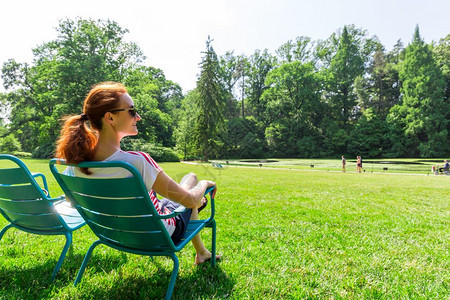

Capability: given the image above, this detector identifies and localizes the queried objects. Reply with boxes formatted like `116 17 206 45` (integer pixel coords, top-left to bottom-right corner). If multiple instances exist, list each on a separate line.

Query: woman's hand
200 180 216 188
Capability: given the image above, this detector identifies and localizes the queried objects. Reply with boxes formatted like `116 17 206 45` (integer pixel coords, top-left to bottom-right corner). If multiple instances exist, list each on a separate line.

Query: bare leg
189 208 213 264
179 174 219 264
179 173 199 188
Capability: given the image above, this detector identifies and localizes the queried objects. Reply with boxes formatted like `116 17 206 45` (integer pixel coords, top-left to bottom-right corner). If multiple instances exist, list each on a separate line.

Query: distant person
439 159 449 173
356 156 362 173
341 156 346 172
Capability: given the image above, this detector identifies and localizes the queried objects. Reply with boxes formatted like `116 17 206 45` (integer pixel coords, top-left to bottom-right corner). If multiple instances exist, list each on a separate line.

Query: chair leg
74 240 102 286
50 232 72 281
210 220 217 267
0 224 14 241
165 253 179 300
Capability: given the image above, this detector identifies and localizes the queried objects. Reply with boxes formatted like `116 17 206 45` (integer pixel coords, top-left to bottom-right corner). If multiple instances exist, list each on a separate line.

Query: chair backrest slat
0 209 62 231
58 174 142 198
69 193 150 216
0 167 30 185
87 221 171 250
0 197 53 214
80 207 161 232
0 184 42 201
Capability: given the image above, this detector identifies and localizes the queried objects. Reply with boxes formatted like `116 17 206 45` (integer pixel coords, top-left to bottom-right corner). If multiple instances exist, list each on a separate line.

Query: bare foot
195 251 221 265
197 196 208 213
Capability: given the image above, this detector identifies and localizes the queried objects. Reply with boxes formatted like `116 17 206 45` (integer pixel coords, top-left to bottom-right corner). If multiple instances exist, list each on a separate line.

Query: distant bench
211 162 224 169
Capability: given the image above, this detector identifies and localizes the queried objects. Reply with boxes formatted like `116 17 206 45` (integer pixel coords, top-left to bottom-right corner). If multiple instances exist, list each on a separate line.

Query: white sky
1 0 449 93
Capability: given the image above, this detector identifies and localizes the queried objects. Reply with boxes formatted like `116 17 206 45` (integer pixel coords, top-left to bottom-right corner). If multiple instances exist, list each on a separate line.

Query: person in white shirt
55 81 219 265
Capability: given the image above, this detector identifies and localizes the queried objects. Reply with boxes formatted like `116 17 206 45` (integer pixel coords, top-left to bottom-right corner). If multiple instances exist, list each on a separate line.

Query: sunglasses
108 108 139 117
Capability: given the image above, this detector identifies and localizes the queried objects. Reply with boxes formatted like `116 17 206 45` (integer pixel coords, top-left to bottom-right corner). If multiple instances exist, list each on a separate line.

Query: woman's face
110 93 142 137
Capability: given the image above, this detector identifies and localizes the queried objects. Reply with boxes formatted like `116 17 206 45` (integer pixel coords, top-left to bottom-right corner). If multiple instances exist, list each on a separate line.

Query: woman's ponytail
55 114 97 174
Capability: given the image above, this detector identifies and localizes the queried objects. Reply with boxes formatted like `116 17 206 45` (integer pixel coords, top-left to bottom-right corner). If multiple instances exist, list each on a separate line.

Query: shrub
142 145 180 162
12 151 32 157
121 139 180 162
32 142 55 159
0 134 22 153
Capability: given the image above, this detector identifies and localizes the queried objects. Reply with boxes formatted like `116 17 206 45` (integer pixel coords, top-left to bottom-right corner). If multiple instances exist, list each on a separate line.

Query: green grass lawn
0 158 449 299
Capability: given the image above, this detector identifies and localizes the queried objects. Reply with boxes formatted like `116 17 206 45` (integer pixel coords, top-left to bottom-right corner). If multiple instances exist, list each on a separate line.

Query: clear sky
1 0 449 93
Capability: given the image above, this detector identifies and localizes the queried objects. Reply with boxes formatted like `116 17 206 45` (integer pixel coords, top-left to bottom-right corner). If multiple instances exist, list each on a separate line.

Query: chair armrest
159 204 188 219
205 186 216 221
32 172 50 197
46 195 66 204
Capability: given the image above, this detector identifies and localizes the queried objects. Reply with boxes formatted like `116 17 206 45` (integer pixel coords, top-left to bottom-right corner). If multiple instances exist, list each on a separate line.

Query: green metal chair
49 158 217 300
0 154 86 281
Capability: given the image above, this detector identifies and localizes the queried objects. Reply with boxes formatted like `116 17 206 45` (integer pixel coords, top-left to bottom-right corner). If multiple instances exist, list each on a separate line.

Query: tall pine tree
391 26 448 157
194 36 225 160
326 26 366 130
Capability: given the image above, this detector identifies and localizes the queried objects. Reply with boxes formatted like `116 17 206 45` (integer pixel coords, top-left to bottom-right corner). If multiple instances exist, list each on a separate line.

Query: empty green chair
50 158 217 300
0 154 86 281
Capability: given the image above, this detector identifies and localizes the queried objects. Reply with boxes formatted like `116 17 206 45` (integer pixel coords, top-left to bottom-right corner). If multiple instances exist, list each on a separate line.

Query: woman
55 82 219 265
356 156 362 173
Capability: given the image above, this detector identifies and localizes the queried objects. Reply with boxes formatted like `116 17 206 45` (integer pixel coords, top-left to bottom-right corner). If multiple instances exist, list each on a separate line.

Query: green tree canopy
262 61 325 157
390 26 448 157
1 18 145 155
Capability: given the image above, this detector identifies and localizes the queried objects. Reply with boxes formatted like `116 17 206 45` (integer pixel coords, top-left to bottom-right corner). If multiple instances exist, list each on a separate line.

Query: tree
324 26 366 130
355 44 401 118
432 35 450 145
0 93 9 126
347 108 389 157
317 25 378 154
432 34 450 105
276 36 313 64
175 90 201 160
52 18 144 112
193 36 226 160
223 116 266 158
124 66 183 147
2 19 144 155
218 51 245 119
1 18 145 156
0 134 22 153
390 26 448 157
261 61 325 157
245 49 276 119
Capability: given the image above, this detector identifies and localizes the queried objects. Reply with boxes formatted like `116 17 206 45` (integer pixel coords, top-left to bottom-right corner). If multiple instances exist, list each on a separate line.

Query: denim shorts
160 198 192 245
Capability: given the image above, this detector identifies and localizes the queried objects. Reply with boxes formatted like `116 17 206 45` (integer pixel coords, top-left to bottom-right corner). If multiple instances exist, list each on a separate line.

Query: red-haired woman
56 82 219 265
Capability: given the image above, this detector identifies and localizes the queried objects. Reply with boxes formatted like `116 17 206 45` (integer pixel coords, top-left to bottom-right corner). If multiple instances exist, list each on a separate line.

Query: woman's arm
152 171 215 209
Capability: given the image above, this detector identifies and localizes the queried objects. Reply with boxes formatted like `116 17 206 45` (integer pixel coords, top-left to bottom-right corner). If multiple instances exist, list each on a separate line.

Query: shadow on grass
0 262 57 299
0 251 234 299
0 251 128 298
175 263 235 299
70 258 234 299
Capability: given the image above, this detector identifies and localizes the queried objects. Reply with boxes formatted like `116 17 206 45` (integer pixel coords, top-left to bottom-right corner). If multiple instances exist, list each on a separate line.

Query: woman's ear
104 112 114 125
